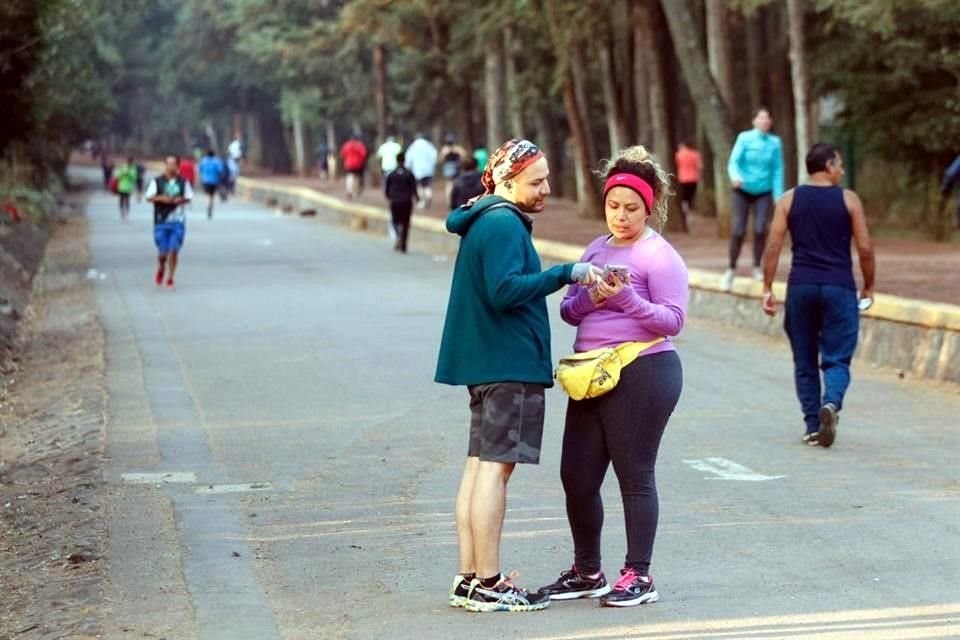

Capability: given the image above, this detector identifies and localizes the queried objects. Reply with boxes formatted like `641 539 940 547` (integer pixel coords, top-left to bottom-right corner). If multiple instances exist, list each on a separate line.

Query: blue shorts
154 222 185 255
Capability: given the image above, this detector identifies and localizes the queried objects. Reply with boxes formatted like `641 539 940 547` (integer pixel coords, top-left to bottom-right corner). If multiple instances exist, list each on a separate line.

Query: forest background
1 0 958 239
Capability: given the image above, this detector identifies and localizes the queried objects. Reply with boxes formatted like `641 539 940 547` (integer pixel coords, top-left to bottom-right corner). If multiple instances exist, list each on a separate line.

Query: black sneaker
538 566 611 600
448 574 471 608
818 403 839 448
600 568 659 607
802 432 820 446
465 572 550 612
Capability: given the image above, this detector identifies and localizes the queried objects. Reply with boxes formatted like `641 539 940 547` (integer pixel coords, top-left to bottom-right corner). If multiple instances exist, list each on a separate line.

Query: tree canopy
2 0 957 235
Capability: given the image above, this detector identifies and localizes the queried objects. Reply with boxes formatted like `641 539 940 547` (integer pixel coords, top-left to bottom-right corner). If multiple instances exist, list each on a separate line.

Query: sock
479 574 501 588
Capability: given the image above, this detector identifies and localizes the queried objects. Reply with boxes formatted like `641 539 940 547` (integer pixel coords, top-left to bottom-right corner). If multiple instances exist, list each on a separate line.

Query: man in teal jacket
723 107 785 290
436 138 600 613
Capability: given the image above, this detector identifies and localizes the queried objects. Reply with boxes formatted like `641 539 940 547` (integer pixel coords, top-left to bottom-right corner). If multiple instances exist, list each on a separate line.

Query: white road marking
121 471 197 484
682 457 786 481
195 482 274 495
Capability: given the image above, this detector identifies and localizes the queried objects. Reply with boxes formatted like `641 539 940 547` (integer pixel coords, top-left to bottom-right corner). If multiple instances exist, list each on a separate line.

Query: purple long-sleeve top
560 231 689 355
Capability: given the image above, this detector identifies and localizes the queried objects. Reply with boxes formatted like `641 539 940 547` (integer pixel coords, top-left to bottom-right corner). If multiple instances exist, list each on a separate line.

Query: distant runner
146 155 193 290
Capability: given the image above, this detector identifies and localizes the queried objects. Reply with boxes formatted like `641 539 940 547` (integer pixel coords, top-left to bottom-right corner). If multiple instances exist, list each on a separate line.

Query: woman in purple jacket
538 146 688 608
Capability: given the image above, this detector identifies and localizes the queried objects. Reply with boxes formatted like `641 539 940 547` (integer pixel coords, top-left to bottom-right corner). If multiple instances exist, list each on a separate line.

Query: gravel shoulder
0 207 107 640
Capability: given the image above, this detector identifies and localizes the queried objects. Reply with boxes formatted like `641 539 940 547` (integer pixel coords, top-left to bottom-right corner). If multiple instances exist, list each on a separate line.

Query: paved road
83 170 960 640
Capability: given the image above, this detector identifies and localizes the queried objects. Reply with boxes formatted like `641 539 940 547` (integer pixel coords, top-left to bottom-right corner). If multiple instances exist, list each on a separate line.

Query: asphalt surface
82 168 960 640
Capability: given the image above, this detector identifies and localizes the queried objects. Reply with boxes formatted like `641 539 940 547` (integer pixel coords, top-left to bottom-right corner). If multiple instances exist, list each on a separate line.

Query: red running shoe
166 278 175 290
155 267 164 286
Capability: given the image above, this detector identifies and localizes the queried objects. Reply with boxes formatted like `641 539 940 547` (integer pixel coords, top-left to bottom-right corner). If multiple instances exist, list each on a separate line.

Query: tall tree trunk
504 26 525 138
745 9 764 116
808 98 820 145
698 124 716 216
570 55 598 166
661 0 734 165
180 126 192 156
653 1 686 233
244 112 260 167
544 0 597 210
325 120 337 179
635 1 672 183
786 0 809 182
562 70 601 217
705 0 733 110
290 95 306 177
632 6 653 147
767 4 797 187
484 49 505 147
598 39 628 154
705 0 733 235
660 0 735 236
533 106 560 197
460 79 476 152
372 43 388 147
614 0 636 142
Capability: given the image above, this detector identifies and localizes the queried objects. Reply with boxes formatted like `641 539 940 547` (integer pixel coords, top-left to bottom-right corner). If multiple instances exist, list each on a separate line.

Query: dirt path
0 213 107 640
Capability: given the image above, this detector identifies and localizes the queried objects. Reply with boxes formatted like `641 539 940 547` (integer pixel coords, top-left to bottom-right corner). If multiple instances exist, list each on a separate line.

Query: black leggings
560 351 682 576
729 189 773 269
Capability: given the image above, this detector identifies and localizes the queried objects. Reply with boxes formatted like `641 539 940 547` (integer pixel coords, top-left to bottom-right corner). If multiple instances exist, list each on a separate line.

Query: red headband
604 173 654 213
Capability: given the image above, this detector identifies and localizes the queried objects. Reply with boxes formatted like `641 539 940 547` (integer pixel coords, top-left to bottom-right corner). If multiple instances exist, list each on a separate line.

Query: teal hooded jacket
435 195 575 387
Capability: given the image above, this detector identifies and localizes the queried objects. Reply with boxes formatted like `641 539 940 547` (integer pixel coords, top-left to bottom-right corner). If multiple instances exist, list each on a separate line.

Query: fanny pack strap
614 338 666 367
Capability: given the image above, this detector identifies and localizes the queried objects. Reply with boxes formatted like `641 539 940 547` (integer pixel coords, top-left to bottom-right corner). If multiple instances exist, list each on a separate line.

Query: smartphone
603 264 629 284
858 297 873 312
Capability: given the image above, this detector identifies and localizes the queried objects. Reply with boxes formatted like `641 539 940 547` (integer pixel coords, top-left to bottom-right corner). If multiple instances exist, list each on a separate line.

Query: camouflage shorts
467 382 546 464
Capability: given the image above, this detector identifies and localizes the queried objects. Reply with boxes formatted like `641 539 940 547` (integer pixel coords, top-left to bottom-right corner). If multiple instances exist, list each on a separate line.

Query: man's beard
516 197 544 213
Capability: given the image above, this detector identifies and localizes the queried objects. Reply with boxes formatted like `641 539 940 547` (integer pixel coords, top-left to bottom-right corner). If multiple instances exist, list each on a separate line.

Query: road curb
235 176 960 385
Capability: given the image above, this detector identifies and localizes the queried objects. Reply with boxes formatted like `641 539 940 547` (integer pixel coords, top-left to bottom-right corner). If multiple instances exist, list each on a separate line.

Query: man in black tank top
759 143 876 448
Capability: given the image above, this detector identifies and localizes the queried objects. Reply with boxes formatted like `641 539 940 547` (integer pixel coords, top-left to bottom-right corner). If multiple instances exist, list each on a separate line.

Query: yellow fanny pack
555 338 665 401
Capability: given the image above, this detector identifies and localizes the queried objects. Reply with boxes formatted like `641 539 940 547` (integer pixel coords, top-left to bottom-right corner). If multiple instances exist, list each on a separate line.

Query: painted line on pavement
196 482 274 495
682 457 786 481
121 472 197 484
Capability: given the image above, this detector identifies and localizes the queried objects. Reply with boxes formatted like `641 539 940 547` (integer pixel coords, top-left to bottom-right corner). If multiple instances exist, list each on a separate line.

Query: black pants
729 188 773 269
390 200 413 252
560 351 683 575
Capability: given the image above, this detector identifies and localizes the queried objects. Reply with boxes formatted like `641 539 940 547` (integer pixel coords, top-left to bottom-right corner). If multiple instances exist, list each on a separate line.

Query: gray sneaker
464 573 550 612
449 574 471 608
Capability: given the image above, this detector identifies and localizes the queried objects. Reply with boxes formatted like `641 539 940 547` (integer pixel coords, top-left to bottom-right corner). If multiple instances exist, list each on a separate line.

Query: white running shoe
720 268 735 292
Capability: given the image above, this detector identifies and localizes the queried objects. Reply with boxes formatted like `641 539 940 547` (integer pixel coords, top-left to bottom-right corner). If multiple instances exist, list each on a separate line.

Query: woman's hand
594 273 629 301
587 285 607 307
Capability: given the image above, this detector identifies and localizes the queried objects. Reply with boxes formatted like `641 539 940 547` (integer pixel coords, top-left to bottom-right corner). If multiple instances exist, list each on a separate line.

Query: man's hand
572 263 603 285
732 179 743 190
762 290 778 316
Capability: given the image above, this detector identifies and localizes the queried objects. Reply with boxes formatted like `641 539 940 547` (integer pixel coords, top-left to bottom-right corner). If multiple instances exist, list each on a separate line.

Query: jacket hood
446 195 524 237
